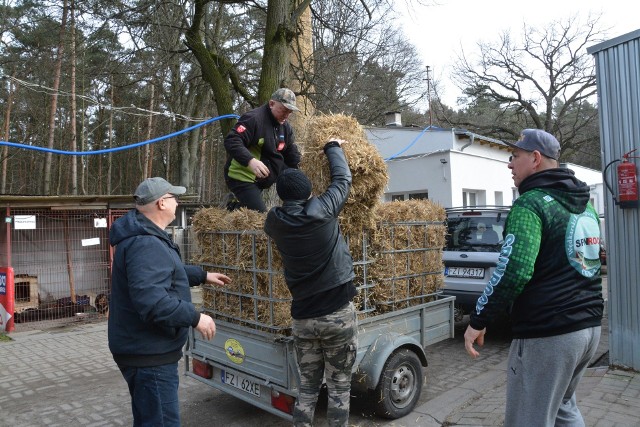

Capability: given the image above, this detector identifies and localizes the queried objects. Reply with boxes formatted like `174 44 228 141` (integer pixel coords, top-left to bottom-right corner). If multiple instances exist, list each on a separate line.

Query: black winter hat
276 168 312 201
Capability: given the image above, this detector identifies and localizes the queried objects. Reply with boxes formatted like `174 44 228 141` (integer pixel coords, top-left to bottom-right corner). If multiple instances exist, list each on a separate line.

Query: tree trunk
107 80 114 195
144 83 155 179
182 88 209 190
197 126 207 199
43 0 68 195
185 0 235 136
288 1 314 134
258 0 294 102
1 72 17 194
64 213 76 304
69 0 78 195
80 69 87 195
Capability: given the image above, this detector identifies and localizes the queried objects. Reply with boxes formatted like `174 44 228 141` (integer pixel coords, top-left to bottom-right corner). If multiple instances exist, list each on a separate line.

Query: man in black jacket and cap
264 139 358 427
224 88 302 212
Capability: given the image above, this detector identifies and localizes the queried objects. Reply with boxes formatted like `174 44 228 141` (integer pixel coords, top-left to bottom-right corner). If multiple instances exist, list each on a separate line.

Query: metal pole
426 66 433 127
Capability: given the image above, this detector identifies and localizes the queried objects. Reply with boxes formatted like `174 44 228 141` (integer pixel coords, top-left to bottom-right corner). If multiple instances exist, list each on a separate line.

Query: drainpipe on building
460 131 474 151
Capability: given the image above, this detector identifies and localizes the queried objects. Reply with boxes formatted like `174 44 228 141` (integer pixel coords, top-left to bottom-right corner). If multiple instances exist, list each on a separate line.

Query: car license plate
221 370 261 397
445 267 485 279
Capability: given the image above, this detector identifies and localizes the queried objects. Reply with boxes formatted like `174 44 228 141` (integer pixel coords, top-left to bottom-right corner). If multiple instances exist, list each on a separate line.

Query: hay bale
192 207 278 280
191 174 446 326
191 207 229 263
366 200 447 313
299 113 388 235
191 206 229 232
192 207 292 331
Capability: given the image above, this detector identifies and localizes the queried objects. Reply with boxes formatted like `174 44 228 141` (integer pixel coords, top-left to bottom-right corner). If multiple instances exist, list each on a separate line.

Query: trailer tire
373 348 423 419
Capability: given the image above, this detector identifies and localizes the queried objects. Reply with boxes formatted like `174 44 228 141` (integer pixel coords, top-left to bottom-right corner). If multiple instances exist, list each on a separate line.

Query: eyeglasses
161 195 179 201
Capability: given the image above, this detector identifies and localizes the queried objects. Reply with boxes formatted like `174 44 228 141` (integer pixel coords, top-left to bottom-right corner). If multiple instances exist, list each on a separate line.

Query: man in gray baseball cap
133 177 186 205
109 176 231 426
505 128 561 160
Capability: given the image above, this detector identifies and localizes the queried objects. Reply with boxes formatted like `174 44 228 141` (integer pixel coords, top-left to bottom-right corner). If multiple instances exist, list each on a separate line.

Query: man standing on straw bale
464 129 603 427
264 139 358 427
108 177 231 426
224 88 302 212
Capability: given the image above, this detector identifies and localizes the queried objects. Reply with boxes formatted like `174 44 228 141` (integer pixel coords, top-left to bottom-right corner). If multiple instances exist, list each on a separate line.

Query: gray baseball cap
505 129 561 160
134 177 186 205
271 88 300 112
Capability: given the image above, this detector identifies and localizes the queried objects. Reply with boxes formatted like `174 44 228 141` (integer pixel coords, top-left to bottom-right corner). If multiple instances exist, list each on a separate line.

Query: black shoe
225 192 240 211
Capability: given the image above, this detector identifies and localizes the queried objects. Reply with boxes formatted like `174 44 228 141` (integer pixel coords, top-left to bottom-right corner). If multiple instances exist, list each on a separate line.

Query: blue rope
0 114 239 156
384 125 435 161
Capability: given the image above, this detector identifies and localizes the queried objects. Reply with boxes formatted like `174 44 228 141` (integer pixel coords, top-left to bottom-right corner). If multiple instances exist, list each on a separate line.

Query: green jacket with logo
470 168 603 338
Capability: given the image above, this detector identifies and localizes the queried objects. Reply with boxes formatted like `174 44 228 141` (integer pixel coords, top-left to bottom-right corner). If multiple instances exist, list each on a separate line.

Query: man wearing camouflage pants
264 138 358 426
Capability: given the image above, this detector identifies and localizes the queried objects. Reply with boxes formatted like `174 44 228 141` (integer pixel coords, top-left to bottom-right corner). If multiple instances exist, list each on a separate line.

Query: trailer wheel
373 349 423 419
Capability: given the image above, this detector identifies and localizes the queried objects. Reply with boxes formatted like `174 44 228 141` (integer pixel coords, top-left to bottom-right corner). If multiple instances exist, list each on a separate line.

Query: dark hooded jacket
470 168 604 338
108 209 206 367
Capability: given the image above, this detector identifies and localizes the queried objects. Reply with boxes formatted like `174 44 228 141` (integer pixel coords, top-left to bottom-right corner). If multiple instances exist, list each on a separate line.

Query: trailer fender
353 333 427 392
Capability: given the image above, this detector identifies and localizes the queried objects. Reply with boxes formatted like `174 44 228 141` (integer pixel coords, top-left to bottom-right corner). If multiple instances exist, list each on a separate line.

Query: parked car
441 206 511 321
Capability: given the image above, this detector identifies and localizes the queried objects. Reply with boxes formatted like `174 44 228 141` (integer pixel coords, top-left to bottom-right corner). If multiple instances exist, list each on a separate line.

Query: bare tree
444 14 605 158
310 2 427 125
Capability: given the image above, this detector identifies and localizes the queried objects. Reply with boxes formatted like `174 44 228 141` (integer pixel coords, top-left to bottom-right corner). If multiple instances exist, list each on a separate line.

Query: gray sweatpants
292 302 358 427
505 326 601 427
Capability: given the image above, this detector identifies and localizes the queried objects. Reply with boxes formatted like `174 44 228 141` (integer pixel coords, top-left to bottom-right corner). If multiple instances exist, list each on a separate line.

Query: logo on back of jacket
565 211 601 277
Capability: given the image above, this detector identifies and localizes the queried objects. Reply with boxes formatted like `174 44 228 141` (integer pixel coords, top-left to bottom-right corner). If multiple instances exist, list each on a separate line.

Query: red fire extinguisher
617 149 639 208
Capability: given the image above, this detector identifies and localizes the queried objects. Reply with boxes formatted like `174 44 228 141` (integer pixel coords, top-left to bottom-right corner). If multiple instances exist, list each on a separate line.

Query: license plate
221 370 261 397
445 267 485 279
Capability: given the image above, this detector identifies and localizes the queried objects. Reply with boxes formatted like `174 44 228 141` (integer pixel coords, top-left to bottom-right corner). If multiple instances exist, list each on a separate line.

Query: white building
366 114 604 214
562 163 605 216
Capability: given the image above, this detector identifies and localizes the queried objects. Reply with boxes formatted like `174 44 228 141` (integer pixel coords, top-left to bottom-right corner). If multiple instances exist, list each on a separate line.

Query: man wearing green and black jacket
464 129 604 427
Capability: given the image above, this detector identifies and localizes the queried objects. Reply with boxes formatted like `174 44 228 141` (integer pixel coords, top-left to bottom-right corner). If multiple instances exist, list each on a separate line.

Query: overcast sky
398 0 640 108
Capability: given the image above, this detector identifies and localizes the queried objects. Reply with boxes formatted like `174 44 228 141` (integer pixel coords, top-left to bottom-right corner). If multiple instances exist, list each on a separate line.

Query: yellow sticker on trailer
225 338 245 364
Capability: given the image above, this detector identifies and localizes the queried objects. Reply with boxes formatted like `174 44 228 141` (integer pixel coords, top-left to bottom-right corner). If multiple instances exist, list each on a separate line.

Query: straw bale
298 113 388 235
366 200 447 313
193 207 292 330
224 208 267 230
192 197 447 327
191 207 228 263
201 279 292 329
202 285 253 319
191 206 229 232
374 199 447 223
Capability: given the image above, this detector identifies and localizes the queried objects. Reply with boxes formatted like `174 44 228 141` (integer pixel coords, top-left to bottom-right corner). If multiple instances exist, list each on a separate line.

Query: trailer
184 221 455 420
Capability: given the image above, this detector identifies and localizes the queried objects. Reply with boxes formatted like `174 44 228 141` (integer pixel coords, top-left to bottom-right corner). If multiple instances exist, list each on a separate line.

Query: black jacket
108 209 206 367
264 144 355 301
224 103 301 189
